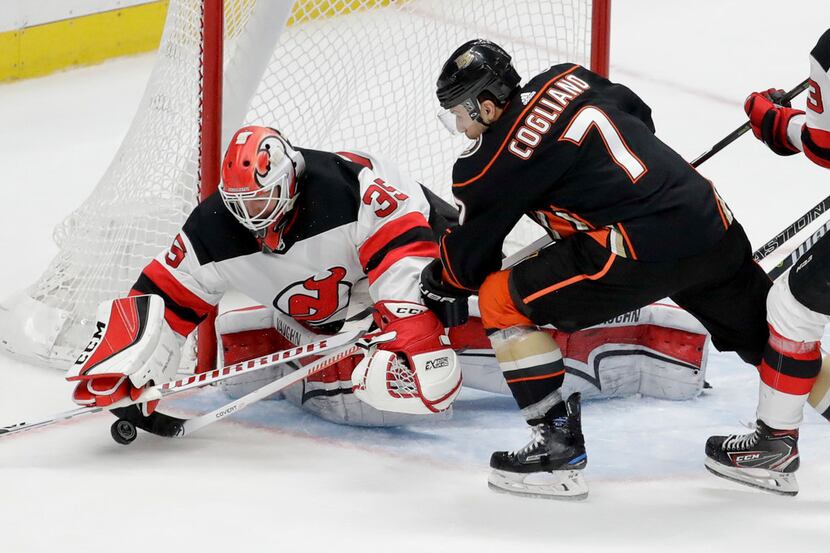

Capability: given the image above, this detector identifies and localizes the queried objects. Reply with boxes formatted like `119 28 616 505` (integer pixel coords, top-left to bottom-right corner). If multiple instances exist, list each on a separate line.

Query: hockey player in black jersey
420 39 773 499
706 29 830 496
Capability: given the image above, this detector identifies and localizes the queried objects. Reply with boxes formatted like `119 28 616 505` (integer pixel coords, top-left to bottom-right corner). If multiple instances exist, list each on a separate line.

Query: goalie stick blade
704 457 799 496
487 468 589 500
111 406 186 438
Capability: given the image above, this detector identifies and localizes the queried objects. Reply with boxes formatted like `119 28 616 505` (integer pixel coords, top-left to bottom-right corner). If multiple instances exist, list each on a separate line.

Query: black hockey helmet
436 39 521 122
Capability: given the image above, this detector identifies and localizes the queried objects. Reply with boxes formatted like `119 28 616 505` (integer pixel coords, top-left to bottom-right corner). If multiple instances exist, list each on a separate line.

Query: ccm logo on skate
74 321 107 365
425 357 450 371
216 405 239 418
733 453 761 463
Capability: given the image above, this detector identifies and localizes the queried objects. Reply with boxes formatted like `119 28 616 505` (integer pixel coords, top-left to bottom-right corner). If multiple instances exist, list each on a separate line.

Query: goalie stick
110 337 378 443
0 326 369 440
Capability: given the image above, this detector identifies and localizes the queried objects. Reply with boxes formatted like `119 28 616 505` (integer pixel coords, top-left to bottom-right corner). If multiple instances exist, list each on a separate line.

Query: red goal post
0 0 611 373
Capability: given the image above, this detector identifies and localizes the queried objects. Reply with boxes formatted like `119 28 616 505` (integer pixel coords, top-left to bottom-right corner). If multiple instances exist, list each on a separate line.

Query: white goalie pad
352 347 462 415
458 300 709 401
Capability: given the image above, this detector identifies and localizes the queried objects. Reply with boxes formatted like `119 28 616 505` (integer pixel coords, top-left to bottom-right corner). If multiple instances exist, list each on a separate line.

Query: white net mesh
386 353 419 398
0 0 601 368
247 0 594 205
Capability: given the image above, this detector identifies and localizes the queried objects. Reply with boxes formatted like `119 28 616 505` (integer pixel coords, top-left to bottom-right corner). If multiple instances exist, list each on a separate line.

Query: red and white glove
744 88 804 156
352 301 462 414
66 295 184 415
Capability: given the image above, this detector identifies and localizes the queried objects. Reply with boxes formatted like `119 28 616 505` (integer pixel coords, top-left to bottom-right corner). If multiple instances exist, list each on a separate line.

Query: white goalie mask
219 126 306 233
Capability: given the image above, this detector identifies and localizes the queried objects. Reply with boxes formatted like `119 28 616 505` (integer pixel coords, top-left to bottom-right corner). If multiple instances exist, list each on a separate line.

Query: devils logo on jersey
274 267 352 325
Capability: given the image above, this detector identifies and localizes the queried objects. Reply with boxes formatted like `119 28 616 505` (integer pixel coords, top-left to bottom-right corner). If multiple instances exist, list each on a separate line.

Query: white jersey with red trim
131 148 450 337
787 28 830 168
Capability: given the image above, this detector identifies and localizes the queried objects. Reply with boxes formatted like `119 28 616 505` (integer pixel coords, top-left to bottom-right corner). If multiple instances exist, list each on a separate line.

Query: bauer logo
425 357 450 371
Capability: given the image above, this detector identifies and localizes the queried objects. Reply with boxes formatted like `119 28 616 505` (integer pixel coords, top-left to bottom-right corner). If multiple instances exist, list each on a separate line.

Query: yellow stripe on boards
0 1 168 82
287 0 395 26
0 0 400 83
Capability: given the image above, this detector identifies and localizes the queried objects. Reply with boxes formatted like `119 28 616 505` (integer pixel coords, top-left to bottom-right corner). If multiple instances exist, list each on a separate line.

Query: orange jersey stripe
439 233 476 292
523 251 617 304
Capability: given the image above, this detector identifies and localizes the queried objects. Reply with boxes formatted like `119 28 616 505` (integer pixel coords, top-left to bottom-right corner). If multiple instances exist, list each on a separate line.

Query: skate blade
704 457 798 496
487 468 588 500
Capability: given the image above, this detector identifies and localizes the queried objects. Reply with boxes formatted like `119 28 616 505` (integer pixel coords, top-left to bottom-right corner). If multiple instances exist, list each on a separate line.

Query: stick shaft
691 78 809 168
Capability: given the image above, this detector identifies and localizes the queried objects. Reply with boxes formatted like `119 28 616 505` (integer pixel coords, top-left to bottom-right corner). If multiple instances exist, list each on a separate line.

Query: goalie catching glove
66 294 184 415
352 301 462 414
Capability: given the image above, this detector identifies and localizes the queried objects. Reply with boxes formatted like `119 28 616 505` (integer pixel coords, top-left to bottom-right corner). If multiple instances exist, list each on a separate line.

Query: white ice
1 1 830 552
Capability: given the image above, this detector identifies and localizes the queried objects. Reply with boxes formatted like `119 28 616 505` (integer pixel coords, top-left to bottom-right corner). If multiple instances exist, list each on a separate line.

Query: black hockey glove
419 259 469 327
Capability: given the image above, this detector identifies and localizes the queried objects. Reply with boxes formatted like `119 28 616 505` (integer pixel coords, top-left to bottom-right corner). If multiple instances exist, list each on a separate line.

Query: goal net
0 0 610 368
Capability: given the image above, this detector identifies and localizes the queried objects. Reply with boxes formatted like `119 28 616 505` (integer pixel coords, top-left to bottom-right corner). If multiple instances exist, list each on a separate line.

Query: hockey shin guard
757 326 821 429
489 326 566 425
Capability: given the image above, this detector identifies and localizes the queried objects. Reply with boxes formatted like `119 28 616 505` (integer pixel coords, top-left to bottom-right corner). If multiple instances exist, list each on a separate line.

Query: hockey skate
704 420 799 496
488 393 588 500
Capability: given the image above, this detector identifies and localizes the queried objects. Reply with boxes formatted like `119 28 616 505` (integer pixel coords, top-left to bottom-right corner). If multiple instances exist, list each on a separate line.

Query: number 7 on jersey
560 106 648 183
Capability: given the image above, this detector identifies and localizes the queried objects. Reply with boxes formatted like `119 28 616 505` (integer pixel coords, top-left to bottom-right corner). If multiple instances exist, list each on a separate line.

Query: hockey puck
111 419 138 445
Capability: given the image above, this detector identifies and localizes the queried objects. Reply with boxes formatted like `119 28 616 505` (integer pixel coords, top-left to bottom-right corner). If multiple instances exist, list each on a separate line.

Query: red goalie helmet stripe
219 126 305 234
222 126 283 193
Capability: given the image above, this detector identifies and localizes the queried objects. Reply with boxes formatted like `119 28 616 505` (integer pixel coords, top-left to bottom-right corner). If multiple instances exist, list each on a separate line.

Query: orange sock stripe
505 369 565 384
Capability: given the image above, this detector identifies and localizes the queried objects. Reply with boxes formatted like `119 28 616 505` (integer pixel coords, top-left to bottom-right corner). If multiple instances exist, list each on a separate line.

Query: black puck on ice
111 419 138 445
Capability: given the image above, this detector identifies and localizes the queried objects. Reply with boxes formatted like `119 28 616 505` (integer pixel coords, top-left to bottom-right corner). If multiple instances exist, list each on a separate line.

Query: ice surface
1 1 830 552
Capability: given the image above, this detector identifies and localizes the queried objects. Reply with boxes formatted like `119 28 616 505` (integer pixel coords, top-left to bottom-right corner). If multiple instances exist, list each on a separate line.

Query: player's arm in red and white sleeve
353 163 440 305
130 228 226 337
800 29 830 167
66 215 229 412
744 29 830 167
350 162 462 414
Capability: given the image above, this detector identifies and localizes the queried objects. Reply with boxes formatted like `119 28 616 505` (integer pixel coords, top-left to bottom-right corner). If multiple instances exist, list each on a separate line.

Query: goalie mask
220 126 306 249
436 39 521 134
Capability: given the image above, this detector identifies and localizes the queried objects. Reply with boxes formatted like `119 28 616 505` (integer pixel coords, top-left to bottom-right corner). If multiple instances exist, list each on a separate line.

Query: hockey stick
501 235 553 269
161 339 372 438
0 326 368 440
761 213 830 280
753 195 830 263
690 78 810 167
